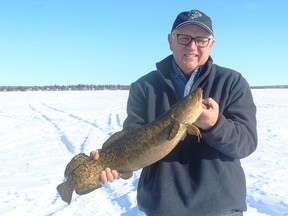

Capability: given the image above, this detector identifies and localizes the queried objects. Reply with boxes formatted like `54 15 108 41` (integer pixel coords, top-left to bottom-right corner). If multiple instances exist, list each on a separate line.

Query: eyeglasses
176 34 211 48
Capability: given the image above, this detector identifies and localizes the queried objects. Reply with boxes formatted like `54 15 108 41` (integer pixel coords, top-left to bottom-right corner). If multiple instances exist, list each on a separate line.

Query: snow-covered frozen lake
0 89 287 215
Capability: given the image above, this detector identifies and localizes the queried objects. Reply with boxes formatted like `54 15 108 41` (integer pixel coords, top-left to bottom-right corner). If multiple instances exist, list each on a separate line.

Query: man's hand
90 150 120 184
194 98 219 130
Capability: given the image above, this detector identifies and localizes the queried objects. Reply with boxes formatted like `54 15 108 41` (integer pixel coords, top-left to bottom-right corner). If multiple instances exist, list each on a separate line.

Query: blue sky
0 0 287 86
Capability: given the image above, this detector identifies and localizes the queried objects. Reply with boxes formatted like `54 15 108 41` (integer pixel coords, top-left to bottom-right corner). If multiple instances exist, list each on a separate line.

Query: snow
0 89 287 216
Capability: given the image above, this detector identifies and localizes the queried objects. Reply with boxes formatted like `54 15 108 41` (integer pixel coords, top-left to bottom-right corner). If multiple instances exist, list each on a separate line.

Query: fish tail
57 182 74 204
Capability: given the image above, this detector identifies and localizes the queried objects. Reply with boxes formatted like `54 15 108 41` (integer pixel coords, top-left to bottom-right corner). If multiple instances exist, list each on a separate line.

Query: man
91 10 257 216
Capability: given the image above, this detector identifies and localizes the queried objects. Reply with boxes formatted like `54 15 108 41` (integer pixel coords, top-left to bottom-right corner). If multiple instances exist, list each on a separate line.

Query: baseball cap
171 10 213 35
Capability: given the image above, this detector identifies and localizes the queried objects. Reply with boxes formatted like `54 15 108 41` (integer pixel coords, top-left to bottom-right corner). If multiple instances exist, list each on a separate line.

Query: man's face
168 24 215 76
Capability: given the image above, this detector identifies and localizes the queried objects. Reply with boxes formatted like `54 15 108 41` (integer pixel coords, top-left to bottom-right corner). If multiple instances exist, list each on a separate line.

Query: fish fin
57 182 74 204
186 125 202 142
64 153 90 177
119 171 133 179
102 130 129 149
167 122 180 141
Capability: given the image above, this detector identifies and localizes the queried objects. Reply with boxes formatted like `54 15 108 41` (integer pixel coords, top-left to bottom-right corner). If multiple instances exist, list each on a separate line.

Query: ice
0 89 287 215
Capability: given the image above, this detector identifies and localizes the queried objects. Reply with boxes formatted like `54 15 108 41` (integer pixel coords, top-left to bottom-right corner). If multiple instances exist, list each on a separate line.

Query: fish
57 87 203 204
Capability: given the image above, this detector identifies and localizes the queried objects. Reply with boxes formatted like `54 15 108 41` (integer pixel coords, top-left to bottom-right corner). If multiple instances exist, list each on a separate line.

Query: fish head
172 87 203 125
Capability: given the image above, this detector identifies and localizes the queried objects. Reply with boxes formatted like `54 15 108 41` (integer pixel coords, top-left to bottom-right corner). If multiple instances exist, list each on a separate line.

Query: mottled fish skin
57 88 203 204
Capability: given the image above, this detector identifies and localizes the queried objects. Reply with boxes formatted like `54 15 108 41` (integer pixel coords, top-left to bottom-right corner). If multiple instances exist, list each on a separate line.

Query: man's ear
168 34 173 51
209 37 215 48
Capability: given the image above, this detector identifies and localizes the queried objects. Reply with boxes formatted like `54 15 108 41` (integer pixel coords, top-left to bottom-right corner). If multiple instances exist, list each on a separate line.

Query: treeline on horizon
0 84 287 92
0 84 130 92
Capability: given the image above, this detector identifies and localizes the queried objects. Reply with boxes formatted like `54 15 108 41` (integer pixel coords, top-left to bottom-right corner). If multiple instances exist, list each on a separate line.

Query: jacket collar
156 54 213 79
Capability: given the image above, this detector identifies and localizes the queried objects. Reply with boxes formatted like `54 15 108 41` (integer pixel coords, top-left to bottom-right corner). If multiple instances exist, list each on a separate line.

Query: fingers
112 170 120 180
90 150 100 160
195 98 219 130
202 98 217 110
90 149 120 184
100 168 120 184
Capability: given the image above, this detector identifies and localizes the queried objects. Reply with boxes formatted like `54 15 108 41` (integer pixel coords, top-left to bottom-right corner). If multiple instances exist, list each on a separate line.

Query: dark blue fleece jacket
122 55 258 216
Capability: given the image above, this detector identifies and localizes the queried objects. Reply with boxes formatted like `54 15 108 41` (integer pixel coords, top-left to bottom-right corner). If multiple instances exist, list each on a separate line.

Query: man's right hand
90 150 120 184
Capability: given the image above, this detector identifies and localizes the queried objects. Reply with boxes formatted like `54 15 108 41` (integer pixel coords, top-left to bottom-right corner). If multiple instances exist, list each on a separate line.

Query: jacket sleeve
202 82 258 159
122 82 148 130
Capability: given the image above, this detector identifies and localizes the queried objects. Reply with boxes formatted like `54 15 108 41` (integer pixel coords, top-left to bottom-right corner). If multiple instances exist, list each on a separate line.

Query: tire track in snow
45 195 81 216
28 104 75 154
40 102 113 150
107 113 124 136
33 103 127 214
103 171 141 215
41 102 124 141
100 112 140 215
107 114 113 136
41 102 101 129
79 134 89 153
34 102 123 155
116 113 123 127
29 103 94 211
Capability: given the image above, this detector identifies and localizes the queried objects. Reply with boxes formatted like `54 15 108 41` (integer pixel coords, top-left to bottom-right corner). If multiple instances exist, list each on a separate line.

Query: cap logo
188 11 202 20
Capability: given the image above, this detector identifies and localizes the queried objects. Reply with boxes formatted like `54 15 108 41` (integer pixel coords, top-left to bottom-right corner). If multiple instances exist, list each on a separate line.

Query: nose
186 39 197 49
